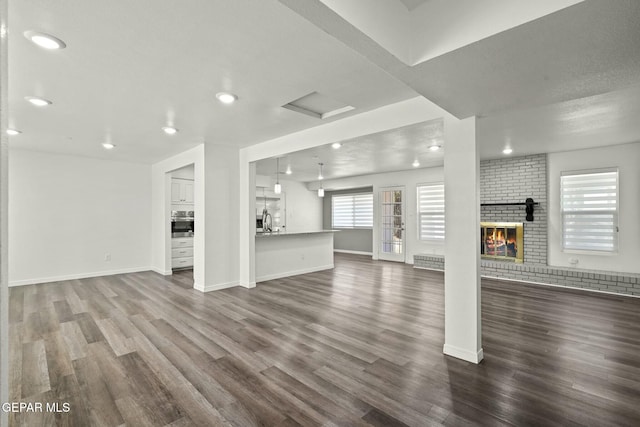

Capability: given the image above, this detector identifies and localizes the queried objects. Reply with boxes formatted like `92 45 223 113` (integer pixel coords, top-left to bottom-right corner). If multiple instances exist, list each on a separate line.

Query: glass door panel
379 186 405 262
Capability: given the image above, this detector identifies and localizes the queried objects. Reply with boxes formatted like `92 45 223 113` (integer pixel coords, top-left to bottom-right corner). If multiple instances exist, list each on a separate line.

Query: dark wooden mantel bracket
480 198 539 222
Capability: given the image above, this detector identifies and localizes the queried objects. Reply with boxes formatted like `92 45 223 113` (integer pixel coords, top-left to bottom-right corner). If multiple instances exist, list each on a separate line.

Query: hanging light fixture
317 163 325 197
274 158 282 194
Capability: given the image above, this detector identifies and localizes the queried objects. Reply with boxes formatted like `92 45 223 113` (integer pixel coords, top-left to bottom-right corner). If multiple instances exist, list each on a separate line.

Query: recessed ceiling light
412 159 420 168
331 142 341 149
6 129 22 136
24 31 66 50
102 143 115 150
25 96 52 107
429 145 441 152
216 92 237 104
162 126 178 135
503 148 513 155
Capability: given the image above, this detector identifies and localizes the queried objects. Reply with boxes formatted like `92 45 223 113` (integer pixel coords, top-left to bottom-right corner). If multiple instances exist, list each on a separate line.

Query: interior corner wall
548 142 640 274
9 150 152 285
204 144 240 288
323 187 374 254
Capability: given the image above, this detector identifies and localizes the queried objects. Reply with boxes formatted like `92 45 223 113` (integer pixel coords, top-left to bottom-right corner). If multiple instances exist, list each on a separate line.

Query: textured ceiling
259 0 640 182
284 0 640 119
400 0 640 118
8 0 417 163
255 120 444 182
8 0 640 182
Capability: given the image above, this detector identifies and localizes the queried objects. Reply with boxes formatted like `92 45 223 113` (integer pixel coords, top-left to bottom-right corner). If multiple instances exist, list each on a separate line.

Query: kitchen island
255 230 336 282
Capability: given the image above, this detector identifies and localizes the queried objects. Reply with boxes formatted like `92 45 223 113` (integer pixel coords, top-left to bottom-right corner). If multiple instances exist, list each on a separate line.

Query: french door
379 186 405 262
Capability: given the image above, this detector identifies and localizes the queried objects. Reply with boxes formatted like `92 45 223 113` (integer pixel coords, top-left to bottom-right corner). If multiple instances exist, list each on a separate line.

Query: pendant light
317 163 325 197
274 158 282 194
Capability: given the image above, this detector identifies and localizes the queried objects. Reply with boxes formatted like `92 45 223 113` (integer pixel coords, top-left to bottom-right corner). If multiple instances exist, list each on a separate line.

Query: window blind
417 183 445 240
561 170 618 252
332 193 373 228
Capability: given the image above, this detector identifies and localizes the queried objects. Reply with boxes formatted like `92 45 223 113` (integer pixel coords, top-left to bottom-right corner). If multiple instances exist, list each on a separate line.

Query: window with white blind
417 183 445 241
561 169 618 252
331 193 373 228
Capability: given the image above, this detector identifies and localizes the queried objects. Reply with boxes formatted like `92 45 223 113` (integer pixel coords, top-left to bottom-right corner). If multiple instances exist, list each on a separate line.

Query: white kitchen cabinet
171 178 194 204
171 237 193 248
172 257 193 269
171 247 193 258
171 237 193 269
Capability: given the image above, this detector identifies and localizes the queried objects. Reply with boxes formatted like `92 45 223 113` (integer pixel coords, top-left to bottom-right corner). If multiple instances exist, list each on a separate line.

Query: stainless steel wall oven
171 210 194 237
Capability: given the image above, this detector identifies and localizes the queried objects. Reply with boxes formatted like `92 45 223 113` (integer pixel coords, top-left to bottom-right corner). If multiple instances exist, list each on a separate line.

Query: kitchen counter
255 230 337 238
255 230 335 282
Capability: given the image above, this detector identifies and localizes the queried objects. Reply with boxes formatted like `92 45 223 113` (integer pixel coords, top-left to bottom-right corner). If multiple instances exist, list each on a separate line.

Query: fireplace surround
481 222 524 263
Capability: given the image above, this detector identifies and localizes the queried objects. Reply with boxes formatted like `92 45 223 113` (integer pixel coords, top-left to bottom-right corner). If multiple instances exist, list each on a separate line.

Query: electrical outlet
104 253 111 262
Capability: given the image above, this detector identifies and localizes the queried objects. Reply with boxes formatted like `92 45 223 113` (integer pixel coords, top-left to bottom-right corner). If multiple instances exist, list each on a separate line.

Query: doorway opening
167 163 195 287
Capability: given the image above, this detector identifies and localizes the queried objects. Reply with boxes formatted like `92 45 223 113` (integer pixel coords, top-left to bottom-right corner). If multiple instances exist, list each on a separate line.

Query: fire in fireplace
481 222 524 263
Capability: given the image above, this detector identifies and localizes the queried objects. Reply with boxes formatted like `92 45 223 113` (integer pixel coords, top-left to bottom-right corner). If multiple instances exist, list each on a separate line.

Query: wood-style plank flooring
8 254 640 426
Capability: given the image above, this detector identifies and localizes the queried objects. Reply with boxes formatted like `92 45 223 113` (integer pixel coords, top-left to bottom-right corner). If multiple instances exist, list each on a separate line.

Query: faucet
262 208 272 232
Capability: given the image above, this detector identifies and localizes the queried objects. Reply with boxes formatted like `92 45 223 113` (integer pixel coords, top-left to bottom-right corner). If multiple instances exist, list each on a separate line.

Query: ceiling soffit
282 1 640 120
317 0 582 66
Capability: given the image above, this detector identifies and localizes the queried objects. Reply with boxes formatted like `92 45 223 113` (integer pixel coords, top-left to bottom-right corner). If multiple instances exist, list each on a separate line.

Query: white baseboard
9 266 153 287
443 344 484 364
151 267 173 276
483 275 640 299
238 281 256 289
413 265 444 272
333 249 373 256
256 264 334 283
194 281 238 293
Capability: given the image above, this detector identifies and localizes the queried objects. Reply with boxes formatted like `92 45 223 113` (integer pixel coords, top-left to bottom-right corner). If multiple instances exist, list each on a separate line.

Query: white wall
204 144 240 290
548 142 640 274
9 150 152 285
310 166 445 264
172 164 194 180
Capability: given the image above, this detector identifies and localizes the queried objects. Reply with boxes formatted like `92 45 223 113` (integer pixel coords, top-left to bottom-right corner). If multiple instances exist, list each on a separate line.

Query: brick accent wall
480 154 547 265
413 153 640 297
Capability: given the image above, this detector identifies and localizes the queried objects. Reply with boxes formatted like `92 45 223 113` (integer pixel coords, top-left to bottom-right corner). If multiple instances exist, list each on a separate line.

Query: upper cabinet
172 178 194 204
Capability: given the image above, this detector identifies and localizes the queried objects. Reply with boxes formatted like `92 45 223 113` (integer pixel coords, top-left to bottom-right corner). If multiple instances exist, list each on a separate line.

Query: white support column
239 151 256 288
0 1 9 422
443 116 483 364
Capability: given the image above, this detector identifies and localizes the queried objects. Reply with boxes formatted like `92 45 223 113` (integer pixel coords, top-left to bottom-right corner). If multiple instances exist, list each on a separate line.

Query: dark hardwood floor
8 254 640 426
